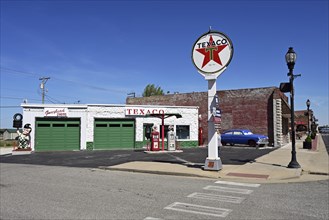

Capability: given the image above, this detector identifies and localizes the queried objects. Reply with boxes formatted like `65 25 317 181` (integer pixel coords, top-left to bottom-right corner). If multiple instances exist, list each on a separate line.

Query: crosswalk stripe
203 185 254 194
215 180 261 188
187 192 245 203
164 202 232 218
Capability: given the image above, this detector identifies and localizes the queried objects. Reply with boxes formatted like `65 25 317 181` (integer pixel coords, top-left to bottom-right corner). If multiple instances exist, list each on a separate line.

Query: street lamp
306 99 311 135
286 47 301 169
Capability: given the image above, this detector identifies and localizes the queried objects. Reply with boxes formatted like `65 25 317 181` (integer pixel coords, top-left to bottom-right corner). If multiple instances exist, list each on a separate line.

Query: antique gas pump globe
192 29 234 171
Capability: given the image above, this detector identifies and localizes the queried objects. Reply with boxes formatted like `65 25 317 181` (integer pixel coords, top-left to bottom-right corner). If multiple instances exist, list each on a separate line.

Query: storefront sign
192 30 234 77
125 107 165 116
44 108 68 117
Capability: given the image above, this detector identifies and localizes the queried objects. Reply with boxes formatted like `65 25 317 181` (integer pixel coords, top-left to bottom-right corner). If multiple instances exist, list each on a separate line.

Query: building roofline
20 103 199 109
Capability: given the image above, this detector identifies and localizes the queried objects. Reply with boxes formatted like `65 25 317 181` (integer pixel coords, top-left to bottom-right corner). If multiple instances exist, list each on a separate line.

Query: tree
142 84 164 97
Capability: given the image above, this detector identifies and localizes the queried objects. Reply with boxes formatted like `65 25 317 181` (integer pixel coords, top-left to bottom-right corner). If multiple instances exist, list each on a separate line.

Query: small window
67 124 79 127
96 124 107 127
122 124 133 127
176 125 190 139
109 124 120 127
53 124 65 127
38 124 50 127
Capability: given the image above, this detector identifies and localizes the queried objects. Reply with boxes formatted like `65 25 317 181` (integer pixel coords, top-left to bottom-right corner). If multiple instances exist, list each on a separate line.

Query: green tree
142 84 164 97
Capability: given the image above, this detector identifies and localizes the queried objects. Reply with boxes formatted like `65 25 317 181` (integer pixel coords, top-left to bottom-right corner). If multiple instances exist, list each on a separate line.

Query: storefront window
176 125 190 139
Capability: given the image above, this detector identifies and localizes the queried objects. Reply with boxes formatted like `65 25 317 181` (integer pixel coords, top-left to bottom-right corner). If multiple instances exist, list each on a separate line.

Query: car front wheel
248 140 257 147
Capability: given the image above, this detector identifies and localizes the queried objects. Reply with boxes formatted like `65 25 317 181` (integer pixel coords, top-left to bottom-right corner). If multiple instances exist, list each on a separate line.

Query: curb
99 166 215 179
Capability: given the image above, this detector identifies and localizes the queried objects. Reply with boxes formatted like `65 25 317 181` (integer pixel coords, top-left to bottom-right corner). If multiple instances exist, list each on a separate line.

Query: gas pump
167 125 176 151
151 126 160 151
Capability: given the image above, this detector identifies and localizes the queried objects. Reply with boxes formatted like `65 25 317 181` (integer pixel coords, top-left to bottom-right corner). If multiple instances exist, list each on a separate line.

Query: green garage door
35 118 80 151
94 119 135 149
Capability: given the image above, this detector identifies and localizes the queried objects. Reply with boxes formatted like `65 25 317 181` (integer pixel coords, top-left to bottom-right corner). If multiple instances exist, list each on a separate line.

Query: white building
21 104 199 151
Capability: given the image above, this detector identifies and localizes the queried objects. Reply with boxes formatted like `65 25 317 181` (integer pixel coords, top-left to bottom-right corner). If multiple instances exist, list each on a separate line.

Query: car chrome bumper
257 139 269 145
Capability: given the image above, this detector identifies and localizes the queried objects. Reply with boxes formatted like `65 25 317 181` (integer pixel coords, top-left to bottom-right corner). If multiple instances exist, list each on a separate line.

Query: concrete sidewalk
105 135 329 183
0 147 13 156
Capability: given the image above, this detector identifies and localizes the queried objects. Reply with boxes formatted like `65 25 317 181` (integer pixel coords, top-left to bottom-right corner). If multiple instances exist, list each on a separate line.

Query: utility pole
39 77 50 104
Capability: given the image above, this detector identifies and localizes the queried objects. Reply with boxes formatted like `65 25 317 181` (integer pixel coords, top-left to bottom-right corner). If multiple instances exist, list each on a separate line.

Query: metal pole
287 69 301 168
162 114 165 151
307 105 310 135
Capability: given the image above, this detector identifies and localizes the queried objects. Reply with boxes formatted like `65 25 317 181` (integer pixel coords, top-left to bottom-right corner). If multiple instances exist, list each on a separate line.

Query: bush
0 140 16 147
311 132 316 139
305 135 312 143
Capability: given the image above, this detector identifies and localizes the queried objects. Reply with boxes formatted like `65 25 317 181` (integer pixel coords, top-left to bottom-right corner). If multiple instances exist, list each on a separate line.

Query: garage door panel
94 119 134 149
36 119 80 151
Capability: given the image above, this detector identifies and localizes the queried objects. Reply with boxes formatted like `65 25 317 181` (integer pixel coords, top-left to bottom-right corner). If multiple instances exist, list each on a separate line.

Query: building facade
21 104 199 151
127 87 291 147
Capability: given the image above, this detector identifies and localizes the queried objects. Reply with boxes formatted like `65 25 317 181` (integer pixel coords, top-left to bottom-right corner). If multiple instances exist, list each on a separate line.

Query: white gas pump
167 125 176 151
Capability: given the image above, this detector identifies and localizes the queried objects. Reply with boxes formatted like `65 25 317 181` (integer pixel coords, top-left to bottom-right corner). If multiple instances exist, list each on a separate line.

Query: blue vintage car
220 129 269 147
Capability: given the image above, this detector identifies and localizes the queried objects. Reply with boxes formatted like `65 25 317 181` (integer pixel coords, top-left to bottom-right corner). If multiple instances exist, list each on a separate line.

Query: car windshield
243 131 253 135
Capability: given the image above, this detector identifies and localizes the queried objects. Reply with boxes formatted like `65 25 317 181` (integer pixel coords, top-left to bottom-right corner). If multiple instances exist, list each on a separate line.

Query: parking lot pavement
0 146 276 168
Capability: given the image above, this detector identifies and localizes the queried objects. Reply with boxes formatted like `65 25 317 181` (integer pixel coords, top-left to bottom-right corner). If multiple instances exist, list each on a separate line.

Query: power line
45 94 63 104
0 96 40 102
0 106 21 108
0 66 40 77
1 66 128 94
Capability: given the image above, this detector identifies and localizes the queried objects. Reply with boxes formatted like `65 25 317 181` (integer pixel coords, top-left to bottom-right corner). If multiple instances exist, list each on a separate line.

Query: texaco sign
192 31 233 77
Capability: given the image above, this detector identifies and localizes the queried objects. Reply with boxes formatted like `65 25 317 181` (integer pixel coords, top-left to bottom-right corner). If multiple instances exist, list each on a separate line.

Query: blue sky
1 0 328 128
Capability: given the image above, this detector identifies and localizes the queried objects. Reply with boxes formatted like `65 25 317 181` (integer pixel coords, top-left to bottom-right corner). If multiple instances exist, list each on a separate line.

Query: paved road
1 163 328 220
0 146 276 168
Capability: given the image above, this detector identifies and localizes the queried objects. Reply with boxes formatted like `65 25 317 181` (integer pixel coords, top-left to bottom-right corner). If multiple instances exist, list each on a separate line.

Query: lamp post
286 47 301 169
306 99 311 135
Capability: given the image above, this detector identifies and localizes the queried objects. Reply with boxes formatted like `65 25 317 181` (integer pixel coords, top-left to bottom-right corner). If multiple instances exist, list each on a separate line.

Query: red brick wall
127 87 284 145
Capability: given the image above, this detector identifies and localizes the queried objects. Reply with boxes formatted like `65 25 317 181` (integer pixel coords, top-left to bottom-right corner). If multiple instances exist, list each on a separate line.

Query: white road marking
144 217 162 220
215 180 261 188
203 185 254 194
187 192 245 203
164 202 232 218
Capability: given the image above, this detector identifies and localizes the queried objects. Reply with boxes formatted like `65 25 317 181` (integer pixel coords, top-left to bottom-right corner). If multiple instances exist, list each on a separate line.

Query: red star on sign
196 35 228 68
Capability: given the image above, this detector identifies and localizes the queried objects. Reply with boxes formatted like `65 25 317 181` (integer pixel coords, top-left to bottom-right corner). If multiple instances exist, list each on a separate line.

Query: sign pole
191 29 234 171
204 78 222 170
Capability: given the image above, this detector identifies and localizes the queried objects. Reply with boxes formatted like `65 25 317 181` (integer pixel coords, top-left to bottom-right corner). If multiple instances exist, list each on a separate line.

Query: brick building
127 87 291 147
295 109 314 133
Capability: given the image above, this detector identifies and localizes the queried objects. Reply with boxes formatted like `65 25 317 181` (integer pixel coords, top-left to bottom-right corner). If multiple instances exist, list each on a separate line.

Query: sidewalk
106 135 329 183
0 147 13 156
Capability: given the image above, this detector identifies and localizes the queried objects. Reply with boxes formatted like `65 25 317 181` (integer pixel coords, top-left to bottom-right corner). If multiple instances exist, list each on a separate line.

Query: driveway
0 146 277 168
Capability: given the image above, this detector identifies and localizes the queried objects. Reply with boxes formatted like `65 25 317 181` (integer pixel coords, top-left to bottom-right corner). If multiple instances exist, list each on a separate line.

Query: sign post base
204 157 222 171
